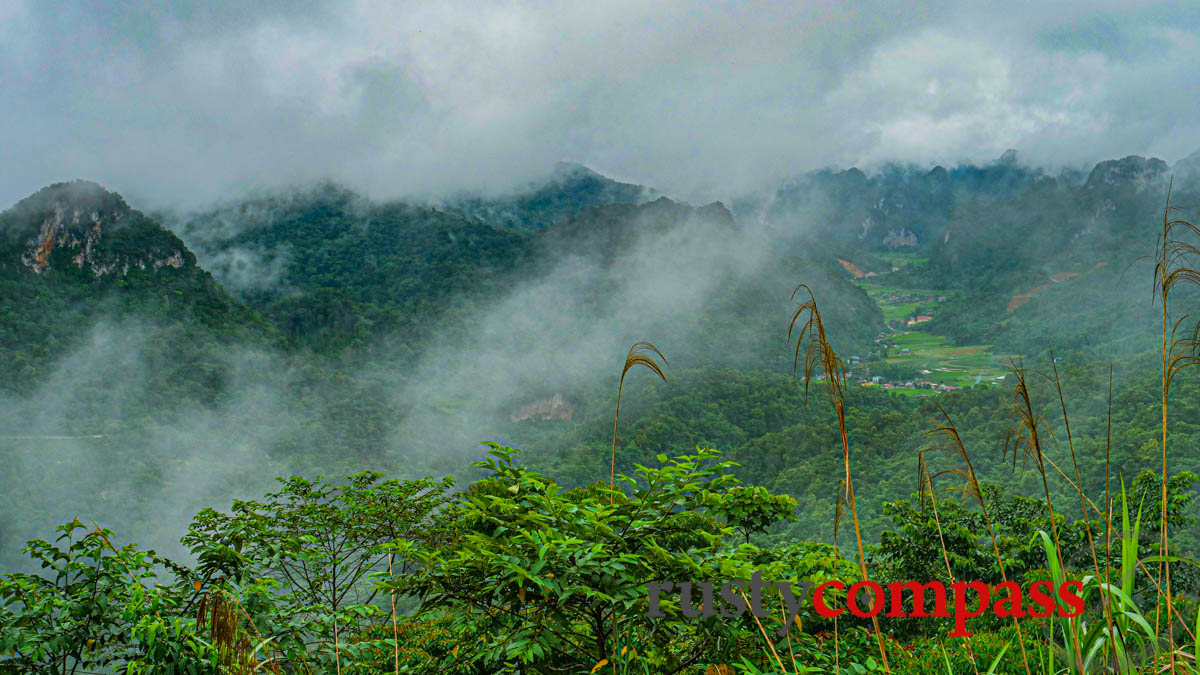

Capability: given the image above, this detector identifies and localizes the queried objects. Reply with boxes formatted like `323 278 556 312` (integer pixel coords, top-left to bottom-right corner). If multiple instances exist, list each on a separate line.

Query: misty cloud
0 317 383 567
196 246 292 294
385 197 860 470
0 194 857 567
0 320 285 553
2 1 1199 209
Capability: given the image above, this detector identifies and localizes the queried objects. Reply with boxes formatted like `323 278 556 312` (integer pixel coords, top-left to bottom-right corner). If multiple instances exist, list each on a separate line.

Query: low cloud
1 1 1198 209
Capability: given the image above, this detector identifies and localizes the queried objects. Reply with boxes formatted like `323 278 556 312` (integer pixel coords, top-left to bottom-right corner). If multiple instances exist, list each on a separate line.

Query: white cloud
0 0 1198 208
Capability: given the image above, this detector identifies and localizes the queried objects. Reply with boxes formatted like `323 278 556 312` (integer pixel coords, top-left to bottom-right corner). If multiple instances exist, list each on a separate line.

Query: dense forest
4 151 1200 673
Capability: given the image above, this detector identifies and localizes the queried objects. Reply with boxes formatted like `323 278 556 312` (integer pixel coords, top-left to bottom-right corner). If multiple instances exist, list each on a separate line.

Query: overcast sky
1 0 1198 208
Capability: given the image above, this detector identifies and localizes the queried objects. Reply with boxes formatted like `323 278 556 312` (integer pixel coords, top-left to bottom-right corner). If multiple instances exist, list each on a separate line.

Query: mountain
747 150 1045 252
2 180 189 277
1084 155 1169 191
741 151 1200 356
916 154 1182 354
1172 149 1200 190
441 162 652 231
5 155 1200 590
176 182 529 352
536 195 736 263
9 151 1191 396
178 183 879 363
0 181 275 395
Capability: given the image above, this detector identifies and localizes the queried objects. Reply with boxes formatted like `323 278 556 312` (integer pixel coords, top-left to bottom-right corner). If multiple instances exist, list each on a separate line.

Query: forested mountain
4 154 1199 549
749 151 1200 357
442 161 653 231
0 171 874 565
740 150 1045 252
175 178 881 362
0 181 276 398
176 182 531 353
915 154 1199 355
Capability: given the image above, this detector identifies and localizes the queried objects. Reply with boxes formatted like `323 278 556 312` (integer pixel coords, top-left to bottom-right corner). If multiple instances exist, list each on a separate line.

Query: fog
0 322 287 564
0 172 876 569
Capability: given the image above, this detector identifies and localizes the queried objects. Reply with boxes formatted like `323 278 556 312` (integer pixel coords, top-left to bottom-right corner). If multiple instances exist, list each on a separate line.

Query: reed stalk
789 284 890 673
918 451 980 675
927 407 1031 675
610 341 668 502
608 341 667 672
1152 181 1200 671
1049 350 1116 653
1003 363 1083 672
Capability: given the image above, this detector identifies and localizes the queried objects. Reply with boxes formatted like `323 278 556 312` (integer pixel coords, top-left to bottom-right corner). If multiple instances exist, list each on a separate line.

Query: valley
842 259 1011 395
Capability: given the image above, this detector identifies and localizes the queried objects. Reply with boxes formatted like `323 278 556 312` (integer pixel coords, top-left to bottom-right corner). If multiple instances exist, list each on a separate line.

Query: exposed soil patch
1008 272 1081 312
837 258 866 278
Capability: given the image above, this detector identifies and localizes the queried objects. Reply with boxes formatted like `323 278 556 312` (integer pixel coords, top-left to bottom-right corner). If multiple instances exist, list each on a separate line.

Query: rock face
511 393 575 422
1085 156 1169 191
1174 149 1200 188
883 227 918 249
1 180 193 278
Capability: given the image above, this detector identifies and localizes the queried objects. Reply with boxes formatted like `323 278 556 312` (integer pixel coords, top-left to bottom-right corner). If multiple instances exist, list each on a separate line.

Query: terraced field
877 251 928 268
885 331 1009 388
857 282 944 324
847 263 1010 392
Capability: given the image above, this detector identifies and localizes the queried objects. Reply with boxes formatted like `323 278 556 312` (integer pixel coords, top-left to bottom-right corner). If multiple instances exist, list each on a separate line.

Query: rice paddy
847 261 1010 392
884 331 1009 388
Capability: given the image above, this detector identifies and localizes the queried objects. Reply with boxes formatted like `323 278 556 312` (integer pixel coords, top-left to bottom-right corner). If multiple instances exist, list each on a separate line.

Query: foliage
180 471 456 670
0 519 212 673
704 487 798 545
393 444 766 673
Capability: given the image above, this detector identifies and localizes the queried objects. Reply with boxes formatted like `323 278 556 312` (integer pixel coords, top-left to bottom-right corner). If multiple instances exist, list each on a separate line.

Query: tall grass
788 284 890 673
1153 181 1200 671
1000 362 1086 670
1049 350 1117 660
610 341 668 502
1002 365 1063 556
1035 482 1159 674
606 340 668 672
917 450 982 675
926 407 1032 675
1105 364 1115 672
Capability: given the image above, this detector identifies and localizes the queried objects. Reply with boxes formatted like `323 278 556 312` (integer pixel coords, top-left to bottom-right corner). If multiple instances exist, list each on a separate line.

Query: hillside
742 150 1044 253
177 183 881 364
442 161 653 231
176 182 530 352
763 152 1200 358
2 155 1196 554
0 181 276 397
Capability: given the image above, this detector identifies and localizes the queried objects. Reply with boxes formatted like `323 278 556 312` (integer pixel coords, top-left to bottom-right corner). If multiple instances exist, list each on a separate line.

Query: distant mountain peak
6 180 131 220
1178 148 1200 165
1173 148 1200 186
549 161 603 179
1085 155 1168 190
443 163 653 231
696 200 735 226
1 180 192 277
